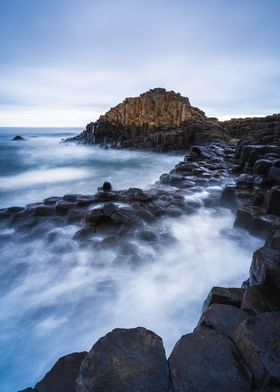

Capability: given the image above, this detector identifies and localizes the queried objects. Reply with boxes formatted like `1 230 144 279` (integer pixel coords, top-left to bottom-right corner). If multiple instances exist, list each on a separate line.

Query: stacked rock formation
67 88 226 150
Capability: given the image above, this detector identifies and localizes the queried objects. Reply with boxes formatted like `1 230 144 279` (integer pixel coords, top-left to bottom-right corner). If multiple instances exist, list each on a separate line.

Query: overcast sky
0 0 279 126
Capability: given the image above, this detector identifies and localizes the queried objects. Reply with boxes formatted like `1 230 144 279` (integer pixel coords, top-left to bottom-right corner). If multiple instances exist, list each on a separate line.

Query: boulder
232 312 280 387
25 352 87 392
202 286 245 312
76 327 171 392
241 285 280 314
196 303 249 336
250 247 280 290
169 329 252 392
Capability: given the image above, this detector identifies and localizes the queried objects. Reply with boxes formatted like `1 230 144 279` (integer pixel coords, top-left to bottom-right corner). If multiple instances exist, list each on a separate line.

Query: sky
0 0 279 126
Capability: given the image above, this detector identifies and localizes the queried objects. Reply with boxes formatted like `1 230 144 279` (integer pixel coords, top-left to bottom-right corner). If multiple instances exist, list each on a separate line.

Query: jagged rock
196 303 249 336
202 286 245 312
76 327 171 392
241 285 280 314
250 247 280 290
232 312 280 387
12 135 25 141
169 329 252 392
264 186 280 216
19 352 87 392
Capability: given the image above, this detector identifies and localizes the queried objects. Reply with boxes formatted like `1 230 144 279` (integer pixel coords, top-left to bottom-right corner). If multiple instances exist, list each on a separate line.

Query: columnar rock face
223 114 280 139
67 88 226 150
98 88 200 128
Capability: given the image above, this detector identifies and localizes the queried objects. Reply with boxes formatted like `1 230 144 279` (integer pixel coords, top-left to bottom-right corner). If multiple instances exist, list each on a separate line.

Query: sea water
0 128 263 392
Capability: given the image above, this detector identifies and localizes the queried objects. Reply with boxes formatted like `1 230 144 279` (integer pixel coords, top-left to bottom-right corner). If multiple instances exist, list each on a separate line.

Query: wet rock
137 229 158 242
169 329 252 392
264 186 280 216
250 247 280 290
232 312 280 387
66 208 87 224
12 135 25 141
43 197 61 205
102 202 118 216
234 206 263 231
56 200 77 215
220 183 237 210
102 181 112 192
28 205 55 217
76 327 171 392
73 226 96 241
190 145 212 159
202 286 245 312
196 303 249 336
34 352 87 392
76 195 96 206
241 285 280 314
63 194 83 202
86 208 106 224
253 159 272 176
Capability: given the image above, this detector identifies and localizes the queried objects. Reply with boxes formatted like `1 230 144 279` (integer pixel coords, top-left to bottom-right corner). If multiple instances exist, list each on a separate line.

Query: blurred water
0 128 263 392
0 128 182 208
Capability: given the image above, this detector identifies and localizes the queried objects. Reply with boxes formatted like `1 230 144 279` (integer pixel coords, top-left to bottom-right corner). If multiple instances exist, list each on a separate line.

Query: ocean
0 128 262 391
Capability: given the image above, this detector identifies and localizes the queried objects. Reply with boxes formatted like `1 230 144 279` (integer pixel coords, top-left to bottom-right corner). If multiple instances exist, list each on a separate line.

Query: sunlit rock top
98 88 206 128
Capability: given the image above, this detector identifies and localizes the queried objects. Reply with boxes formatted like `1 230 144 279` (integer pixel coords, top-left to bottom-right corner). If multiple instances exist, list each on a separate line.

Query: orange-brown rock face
99 88 205 128
69 88 226 151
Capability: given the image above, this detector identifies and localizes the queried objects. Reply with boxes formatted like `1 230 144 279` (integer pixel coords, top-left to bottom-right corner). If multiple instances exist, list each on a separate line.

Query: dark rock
56 200 77 215
190 145 212 159
202 286 245 312
234 206 263 231
232 312 280 387
102 181 112 192
250 247 280 290
66 208 87 224
137 229 158 242
76 327 171 392
220 183 237 209
102 203 118 216
35 352 87 392
264 186 280 216
12 135 25 141
253 159 272 176
43 197 61 205
196 303 249 336
73 226 96 241
241 285 280 314
169 329 252 392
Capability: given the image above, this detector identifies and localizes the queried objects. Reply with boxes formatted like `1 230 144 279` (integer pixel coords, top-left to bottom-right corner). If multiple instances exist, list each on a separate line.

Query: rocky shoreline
7 119 279 391
2 89 279 391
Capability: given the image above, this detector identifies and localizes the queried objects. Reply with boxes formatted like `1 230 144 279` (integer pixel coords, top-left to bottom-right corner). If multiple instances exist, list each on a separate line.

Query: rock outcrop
14 114 280 392
67 88 226 150
12 135 25 141
76 327 171 392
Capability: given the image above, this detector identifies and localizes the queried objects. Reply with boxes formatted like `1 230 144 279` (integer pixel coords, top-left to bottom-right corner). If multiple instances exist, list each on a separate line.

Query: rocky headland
66 88 227 150
3 90 280 391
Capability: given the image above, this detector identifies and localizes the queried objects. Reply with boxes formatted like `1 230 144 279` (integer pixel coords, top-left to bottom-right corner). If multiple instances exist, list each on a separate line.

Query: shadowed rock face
67 88 226 150
18 352 87 392
76 327 172 392
168 329 252 392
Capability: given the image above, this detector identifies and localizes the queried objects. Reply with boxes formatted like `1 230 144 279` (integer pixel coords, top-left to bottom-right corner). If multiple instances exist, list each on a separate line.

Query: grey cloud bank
0 0 279 126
